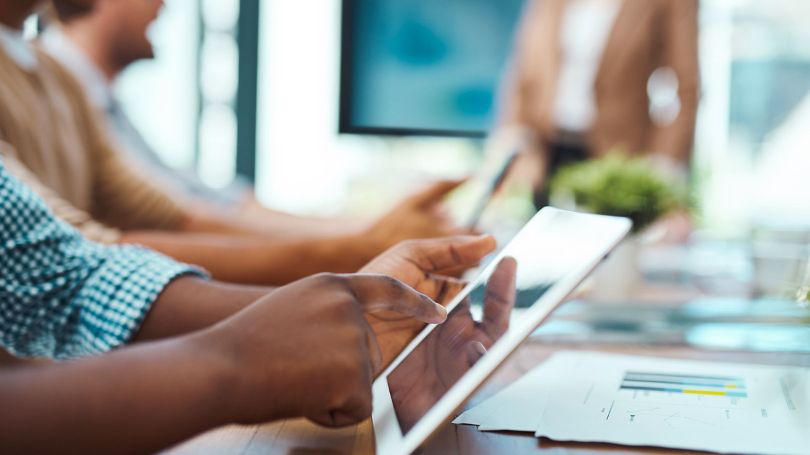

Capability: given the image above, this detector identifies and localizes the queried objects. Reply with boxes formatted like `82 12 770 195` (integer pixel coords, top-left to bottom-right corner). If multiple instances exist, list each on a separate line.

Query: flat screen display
385 209 629 433
340 0 527 137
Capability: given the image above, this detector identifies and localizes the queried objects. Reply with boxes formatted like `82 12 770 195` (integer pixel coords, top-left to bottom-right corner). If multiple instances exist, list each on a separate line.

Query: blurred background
117 0 810 228
108 0 810 308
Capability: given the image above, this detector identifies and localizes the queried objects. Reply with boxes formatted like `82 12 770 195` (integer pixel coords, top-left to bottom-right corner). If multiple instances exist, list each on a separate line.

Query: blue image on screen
343 0 527 135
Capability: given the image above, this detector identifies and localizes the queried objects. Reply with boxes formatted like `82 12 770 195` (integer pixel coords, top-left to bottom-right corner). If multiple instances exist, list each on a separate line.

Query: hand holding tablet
388 257 518 432
372 208 631 455
359 235 498 372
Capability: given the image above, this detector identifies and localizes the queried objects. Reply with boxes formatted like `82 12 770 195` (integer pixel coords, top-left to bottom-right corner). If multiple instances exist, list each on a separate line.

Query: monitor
339 0 527 137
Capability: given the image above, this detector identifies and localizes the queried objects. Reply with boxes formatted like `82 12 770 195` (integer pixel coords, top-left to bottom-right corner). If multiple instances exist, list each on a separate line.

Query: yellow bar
683 389 727 396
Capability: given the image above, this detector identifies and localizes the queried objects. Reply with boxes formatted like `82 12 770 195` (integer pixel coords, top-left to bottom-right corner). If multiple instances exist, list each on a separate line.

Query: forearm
185 208 364 240
0 334 233 454
133 277 270 342
244 209 368 239
119 231 379 286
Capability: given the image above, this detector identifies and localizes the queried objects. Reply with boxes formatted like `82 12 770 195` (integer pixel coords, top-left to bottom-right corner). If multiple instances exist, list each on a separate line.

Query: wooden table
164 341 810 455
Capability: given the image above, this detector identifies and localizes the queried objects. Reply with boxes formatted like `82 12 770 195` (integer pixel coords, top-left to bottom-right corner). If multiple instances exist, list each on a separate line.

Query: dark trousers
533 140 590 210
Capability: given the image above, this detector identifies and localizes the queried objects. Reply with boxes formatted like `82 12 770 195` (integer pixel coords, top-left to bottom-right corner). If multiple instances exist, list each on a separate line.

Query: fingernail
434 305 448 323
472 341 488 357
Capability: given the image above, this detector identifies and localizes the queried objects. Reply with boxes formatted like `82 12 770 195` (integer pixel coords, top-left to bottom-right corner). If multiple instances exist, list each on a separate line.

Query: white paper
453 359 553 431
455 351 810 455
536 352 810 455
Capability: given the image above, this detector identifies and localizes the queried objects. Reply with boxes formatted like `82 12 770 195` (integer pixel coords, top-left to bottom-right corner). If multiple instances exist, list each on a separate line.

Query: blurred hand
508 145 547 191
360 235 497 369
386 257 517 431
199 273 446 428
367 180 469 250
486 127 544 193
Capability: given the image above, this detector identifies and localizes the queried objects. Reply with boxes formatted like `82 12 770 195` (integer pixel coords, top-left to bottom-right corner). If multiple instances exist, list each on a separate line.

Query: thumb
344 274 448 324
395 235 497 273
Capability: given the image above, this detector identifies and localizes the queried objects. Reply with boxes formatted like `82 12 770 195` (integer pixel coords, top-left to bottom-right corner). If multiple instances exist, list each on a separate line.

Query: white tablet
372 207 632 455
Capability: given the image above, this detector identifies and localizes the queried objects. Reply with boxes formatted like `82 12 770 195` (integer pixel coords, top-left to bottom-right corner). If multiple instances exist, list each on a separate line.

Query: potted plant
550 153 688 300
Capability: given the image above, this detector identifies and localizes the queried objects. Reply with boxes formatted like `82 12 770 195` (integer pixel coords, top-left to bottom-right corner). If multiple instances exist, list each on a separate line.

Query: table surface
164 342 810 455
164 246 810 455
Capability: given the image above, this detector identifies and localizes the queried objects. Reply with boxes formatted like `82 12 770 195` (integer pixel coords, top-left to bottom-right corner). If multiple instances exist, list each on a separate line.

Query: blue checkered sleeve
0 158 207 360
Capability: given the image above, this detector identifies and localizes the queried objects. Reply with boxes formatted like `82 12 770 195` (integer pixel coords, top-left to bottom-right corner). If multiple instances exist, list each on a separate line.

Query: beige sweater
501 0 699 162
0 42 187 243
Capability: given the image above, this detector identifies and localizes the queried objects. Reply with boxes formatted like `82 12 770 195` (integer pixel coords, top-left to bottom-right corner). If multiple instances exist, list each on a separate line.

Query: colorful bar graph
620 371 748 398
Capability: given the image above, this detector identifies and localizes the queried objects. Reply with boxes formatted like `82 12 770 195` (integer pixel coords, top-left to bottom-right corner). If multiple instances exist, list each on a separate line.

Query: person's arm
0 333 232 454
183 179 465 239
90 112 462 245
136 233 499 346
130 277 268 342
646 0 700 165
0 159 234 359
121 179 467 286
245 207 368 239
0 273 447 454
0 143 122 243
4 144 380 286
87 118 465 285
72 84 463 284
119 230 381 286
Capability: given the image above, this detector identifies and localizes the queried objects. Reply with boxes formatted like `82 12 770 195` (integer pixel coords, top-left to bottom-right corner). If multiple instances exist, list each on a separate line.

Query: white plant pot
588 237 643 302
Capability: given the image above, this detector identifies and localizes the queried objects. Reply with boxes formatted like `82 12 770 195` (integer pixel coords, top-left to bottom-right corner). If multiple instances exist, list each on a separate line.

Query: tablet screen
386 209 626 433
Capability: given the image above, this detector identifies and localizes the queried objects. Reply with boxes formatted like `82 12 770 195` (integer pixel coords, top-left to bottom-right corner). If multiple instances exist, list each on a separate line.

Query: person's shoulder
31 44 75 81
30 42 92 100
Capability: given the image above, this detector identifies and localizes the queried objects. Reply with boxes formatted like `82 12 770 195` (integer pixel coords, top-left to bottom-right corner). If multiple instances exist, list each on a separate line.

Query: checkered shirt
0 158 207 360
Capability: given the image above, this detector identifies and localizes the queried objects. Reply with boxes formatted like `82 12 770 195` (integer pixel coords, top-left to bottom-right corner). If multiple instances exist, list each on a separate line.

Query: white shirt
0 23 37 70
553 0 623 132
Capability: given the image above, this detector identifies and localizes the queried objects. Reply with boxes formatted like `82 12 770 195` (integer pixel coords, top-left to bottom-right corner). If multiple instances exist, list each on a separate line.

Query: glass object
796 253 810 308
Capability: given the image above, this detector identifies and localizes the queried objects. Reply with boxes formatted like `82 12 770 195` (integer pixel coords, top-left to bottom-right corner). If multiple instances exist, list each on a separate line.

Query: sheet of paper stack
454 351 810 455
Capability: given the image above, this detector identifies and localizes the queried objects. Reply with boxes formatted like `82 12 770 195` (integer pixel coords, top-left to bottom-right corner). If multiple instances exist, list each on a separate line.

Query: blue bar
620 385 748 398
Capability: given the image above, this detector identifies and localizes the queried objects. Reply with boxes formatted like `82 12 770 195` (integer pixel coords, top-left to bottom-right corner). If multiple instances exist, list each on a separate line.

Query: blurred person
0 0 465 286
43 0 253 211
41 0 428 239
499 0 700 208
0 154 502 453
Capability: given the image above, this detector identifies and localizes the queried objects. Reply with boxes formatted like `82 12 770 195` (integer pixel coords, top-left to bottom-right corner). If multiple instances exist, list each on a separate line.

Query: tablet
372 207 632 455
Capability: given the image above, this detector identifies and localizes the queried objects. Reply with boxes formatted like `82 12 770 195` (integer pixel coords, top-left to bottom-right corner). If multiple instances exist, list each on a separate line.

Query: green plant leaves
550 154 688 233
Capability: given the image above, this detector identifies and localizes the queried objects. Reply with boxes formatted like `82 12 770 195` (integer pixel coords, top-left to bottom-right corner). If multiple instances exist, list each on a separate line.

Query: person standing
499 0 700 207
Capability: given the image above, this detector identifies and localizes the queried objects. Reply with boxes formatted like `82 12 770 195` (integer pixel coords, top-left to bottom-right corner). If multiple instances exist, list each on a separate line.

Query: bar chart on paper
620 371 748 398
534 352 810 455
600 370 761 431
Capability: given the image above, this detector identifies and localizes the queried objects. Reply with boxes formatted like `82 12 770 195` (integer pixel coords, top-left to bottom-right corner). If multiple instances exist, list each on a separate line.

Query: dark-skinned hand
199 273 446 428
